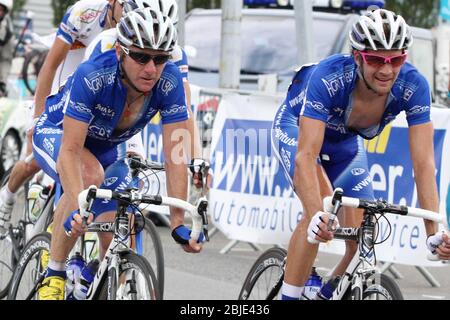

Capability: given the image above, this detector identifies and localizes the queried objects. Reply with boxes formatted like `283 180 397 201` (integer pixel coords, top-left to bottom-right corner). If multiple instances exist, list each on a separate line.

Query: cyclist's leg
33 125 104 299
321 137 373 276
0 121 40 233
89 156 134 259
272 107 332 299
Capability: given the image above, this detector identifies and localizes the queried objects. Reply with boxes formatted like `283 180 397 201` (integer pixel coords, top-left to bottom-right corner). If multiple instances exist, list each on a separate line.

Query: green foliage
385 0 440 29
11 0 27 17
51 0 77 26
187 0 221 11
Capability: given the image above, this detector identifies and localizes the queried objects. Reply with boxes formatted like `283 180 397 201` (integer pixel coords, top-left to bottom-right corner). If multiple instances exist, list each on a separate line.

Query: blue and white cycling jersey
48 0 109 93
272 54 431 199
83 28 191 159
33 49 187 175
57 0 108 48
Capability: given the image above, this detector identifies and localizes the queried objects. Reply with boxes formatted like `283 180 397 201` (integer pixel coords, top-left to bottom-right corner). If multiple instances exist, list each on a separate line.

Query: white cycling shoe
0 199 14 236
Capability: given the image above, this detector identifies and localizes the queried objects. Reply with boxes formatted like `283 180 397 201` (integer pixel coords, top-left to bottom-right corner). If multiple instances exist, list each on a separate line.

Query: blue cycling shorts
32 122 136 216
271 105 374 200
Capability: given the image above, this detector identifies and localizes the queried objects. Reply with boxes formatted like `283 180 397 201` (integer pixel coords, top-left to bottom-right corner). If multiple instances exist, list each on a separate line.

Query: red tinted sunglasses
358 51 407 68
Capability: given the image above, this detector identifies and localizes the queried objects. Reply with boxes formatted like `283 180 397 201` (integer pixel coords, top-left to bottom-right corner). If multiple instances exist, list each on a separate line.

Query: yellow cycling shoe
38 276 65 300
40 249 50 271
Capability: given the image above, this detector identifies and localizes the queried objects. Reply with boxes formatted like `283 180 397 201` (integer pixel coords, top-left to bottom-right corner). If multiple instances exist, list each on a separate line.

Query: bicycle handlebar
77 185 209 242
322 191 448 262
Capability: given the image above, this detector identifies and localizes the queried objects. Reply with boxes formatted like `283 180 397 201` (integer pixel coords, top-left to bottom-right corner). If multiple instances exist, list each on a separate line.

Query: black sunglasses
121 46 171 66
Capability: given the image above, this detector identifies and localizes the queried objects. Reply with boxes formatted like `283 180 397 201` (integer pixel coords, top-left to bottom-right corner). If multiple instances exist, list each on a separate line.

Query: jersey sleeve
299 66 333 123
63 63 96 124
158 64 189 125
56 5 79 45
171 46 189 81
404 73 431 126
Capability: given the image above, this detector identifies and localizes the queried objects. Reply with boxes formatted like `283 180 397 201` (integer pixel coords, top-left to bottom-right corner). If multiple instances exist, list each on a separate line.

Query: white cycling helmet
117 7 177 51
124 0 178 24
349 9 413 51
0 0 12 12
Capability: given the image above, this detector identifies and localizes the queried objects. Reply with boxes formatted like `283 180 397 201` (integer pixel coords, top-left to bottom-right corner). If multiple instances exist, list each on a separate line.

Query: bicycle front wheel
362 273 404 300
98 251 160 300
138 217 164 298
238 247 286 300
7 232 51 300
0 167 27 298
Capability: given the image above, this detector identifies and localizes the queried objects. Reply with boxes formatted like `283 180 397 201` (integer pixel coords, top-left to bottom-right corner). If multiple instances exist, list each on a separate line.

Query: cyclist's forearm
57 150 84 204
294 153 323 218
186 113 202 159
165 162 188 229
34 67 57 117
414 162 439 235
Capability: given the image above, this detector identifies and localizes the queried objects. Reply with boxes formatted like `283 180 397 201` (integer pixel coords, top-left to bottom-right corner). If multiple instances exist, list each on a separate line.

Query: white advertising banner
209 92 450 267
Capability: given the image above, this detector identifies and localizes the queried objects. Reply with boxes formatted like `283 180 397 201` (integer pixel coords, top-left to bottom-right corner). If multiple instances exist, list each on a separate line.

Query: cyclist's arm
184 82 202 159
56 116 89 204
162 120 189 228
294 116 327 218
408 121 439 236
33 37 70 118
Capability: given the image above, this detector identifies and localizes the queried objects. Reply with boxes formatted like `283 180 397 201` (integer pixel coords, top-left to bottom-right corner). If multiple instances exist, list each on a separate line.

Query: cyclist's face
0 6 6 18
355 49 404 95
118 45 170 92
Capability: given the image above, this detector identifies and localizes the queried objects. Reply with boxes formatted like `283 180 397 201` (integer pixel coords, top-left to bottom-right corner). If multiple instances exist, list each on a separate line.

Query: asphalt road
157 224 450 300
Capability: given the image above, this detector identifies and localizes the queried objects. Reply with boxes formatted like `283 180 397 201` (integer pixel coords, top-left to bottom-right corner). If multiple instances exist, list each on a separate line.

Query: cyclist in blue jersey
0 0 130 235
84 0 205 186
271 9 450 300
32 8 203 300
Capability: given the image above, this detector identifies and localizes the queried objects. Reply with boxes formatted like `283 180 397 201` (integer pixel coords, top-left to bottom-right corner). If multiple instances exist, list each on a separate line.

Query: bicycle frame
84 202 135 300
324 189 449 300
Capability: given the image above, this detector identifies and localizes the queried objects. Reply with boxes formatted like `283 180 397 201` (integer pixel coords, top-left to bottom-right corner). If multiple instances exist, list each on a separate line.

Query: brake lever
197 198 209 241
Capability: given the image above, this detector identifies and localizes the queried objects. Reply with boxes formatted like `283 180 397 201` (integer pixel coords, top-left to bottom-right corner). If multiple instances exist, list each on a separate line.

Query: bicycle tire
97 251 160 300
22 49 47 96
362 273 404 300
342 273 404 300
140 216 164 298
7 232 51 300
238 247 286 300
0 167 28 298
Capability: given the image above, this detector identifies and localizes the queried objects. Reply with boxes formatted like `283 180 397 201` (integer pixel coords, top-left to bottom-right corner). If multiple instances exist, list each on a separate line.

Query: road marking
422 294 446 300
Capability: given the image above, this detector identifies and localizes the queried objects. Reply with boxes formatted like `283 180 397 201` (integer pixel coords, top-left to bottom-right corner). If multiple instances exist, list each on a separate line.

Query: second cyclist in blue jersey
272 8 450 300
32 7 203 300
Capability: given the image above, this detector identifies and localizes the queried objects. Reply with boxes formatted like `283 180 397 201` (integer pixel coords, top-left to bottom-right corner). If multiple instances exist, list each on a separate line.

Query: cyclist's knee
81 162 104 187
25 160 41 175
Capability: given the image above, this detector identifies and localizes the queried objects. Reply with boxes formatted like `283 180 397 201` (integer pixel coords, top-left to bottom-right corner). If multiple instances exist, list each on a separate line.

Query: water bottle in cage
73 259 100 300
27 183 49 223
315 276 341 300
65 252 86 300
302 267 322 300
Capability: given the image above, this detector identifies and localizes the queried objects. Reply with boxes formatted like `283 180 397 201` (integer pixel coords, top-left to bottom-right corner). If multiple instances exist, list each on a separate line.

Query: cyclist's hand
63 209 94 238
190 158 213 190
426 232 450 260
171 224 204 253
307 211 340 244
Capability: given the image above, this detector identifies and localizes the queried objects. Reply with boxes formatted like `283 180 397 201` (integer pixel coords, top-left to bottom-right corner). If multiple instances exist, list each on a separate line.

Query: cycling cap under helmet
0 0 12 12
124 0 178 24
117 7 177 51
349 9 413 51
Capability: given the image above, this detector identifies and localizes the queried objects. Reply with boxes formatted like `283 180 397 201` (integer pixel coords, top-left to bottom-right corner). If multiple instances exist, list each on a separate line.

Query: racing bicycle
8 176 209 300
238 188 448 300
